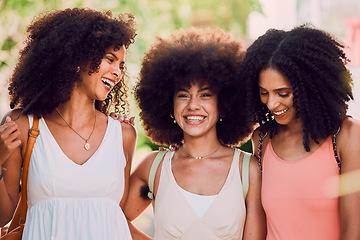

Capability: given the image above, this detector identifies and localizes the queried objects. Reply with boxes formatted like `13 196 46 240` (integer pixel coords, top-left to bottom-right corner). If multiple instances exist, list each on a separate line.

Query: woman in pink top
240 25 360 239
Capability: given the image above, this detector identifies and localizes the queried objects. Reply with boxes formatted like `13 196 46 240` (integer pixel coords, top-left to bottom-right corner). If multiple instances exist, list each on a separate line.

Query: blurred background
1 0 359 236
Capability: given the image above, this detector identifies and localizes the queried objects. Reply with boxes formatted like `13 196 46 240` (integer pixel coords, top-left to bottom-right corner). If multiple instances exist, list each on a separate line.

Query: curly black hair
8 8 136 116
240 25 353 151
135 27 251 146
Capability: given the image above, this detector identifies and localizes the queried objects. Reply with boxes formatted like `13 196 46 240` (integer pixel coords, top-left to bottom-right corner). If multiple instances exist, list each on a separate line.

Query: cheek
259 95 268 104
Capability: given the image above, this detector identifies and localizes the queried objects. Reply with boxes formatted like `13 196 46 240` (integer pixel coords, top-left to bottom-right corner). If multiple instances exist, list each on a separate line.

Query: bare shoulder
338 117 360 146
238 150 261 180
120 121 137 141
337 117 360 172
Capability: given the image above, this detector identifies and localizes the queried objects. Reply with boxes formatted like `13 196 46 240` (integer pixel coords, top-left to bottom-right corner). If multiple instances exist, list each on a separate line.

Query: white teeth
273 108 289 116
186 116 205 121
101 78 115 88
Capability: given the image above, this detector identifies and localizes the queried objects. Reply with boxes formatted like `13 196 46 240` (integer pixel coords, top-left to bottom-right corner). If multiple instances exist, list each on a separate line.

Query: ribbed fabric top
262 137 340 240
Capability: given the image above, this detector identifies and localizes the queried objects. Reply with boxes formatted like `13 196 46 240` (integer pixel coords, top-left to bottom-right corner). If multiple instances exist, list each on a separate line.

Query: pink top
262 137 340 240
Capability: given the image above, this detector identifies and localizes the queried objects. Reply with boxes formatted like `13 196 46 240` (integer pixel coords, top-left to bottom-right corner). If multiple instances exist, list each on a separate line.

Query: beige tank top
153 149 246 240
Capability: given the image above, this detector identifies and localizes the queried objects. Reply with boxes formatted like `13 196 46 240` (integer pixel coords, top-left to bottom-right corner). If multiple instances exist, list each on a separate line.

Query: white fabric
23 115 132 240
154 149 246 240
170 154 217 218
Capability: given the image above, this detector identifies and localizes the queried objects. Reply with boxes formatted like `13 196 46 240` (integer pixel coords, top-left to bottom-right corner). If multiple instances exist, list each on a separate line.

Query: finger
109 112 119 120
129 116 135 125
0 121 18 135
6 116 12 123
123 115 130 123
8 139 21 150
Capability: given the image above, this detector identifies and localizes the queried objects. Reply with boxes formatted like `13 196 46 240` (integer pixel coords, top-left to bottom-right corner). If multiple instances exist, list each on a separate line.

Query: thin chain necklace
182 144 221 160
55 107 97 151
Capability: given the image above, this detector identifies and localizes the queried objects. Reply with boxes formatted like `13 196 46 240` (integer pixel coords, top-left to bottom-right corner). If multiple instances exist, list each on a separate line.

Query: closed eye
259 91 268 96
201 93 212 97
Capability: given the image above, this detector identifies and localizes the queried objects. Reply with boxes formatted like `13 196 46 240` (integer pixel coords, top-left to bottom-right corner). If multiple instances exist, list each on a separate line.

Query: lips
272 108 289 117
186 116 205 121
184 115 206 124
101 77 115 90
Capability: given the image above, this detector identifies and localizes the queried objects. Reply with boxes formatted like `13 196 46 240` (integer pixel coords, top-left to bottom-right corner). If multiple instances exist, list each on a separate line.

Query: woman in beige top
122 28 266 240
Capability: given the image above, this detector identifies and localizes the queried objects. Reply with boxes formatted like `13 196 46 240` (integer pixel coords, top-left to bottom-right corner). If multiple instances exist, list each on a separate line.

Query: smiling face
173 82 219 139
78 45 126 101
258 68 298 126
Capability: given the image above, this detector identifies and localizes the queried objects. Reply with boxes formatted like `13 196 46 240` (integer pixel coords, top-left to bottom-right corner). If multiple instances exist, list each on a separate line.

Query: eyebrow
259 86 292 91
176 87 212 93
107 52 118 60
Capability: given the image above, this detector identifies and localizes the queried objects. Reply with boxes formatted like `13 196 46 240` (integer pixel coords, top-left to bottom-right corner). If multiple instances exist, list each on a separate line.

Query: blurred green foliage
0 0 260 156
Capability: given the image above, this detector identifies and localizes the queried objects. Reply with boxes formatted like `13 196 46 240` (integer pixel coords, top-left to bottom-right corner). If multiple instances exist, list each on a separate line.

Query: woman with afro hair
122 28 266 240
240 25 360 239
0 8 137 239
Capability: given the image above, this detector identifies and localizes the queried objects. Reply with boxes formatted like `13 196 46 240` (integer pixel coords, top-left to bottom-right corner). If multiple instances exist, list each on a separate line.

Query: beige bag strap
147 150 167 200
242 152 251 199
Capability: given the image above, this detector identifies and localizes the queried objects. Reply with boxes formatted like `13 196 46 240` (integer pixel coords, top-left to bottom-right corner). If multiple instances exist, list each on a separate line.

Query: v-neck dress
22 114 132 240
153 149 246 240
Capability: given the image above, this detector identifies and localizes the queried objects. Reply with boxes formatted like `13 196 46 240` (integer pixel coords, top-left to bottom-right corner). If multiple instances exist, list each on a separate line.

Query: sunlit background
1 0 359 236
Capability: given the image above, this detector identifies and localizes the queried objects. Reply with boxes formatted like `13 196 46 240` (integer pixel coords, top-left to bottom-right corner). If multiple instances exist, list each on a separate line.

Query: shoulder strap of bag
147 150 167 200
332 127 341 173
7 114 39 234
20 114 40 224
241 152 251 199
257 130 268 173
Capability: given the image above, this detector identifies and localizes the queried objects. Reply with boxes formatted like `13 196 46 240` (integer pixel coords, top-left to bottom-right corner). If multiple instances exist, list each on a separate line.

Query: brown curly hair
135 27 252 146
8 8 136 116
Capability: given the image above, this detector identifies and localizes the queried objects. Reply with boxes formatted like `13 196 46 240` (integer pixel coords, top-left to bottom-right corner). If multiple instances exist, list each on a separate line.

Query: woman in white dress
0 8 137 239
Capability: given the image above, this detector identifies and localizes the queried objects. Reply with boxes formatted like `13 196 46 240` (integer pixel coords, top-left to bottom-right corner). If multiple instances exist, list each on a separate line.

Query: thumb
6 116 12 123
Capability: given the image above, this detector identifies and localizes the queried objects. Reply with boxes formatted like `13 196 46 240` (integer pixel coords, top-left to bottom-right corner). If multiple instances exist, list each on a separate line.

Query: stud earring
219 116 223 122
170 113 176 124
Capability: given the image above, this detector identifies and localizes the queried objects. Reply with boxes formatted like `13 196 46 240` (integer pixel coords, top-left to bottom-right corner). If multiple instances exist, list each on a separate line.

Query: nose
112 67 122 81
266 95 280 111
188 97 200 110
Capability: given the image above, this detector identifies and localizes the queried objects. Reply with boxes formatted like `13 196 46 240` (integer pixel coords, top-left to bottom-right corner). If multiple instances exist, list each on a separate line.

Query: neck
181 136 222 159
50 101 97 127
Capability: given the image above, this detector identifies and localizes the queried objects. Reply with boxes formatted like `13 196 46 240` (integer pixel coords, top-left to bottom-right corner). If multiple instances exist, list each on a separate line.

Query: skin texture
241 25 360 239
0 8 137 228
123 28 266 240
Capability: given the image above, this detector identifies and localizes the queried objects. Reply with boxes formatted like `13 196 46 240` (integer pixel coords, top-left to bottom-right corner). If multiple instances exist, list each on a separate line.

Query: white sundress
22 115 132 240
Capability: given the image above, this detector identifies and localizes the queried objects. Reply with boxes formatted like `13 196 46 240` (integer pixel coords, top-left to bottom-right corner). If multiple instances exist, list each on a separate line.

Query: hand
106 112 135 126
159 143 182 151
0 116 21 166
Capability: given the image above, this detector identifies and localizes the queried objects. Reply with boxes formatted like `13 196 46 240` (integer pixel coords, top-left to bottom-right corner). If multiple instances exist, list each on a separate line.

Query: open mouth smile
272 108 289 116
101 77 115 90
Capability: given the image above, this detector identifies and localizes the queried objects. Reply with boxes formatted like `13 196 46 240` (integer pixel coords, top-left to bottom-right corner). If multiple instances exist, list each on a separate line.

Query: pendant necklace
55 107 97 151
182 144 222 160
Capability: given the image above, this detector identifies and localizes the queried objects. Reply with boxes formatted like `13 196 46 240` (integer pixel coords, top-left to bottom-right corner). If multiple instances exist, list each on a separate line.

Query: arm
120 122 137 209
0 110 28 226
337 117 360 239
123 151 162 240
243 154 267 240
